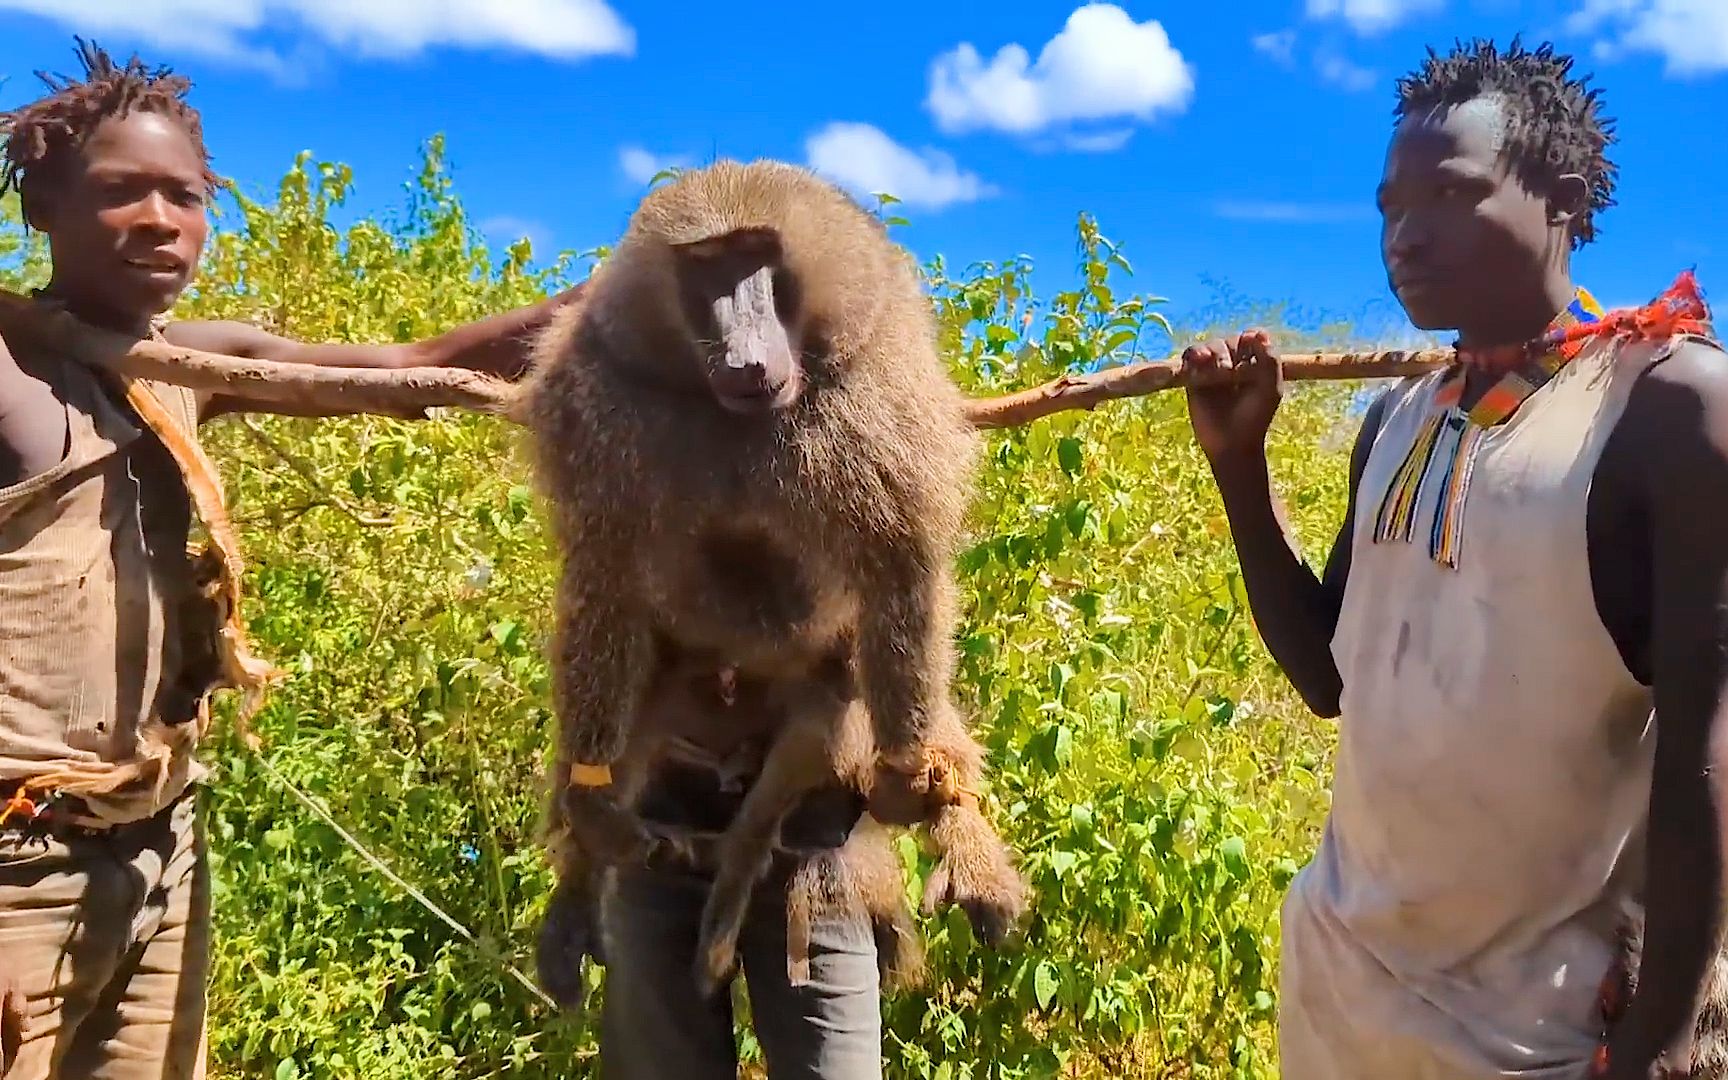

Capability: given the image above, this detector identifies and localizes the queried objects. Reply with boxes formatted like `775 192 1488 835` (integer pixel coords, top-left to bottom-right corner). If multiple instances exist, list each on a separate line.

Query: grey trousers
597 864 883 1079
0 792 208 1079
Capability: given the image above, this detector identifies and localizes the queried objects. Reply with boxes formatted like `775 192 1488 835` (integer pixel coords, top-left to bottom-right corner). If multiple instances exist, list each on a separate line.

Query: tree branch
0 288 1451 430
0 290 519 417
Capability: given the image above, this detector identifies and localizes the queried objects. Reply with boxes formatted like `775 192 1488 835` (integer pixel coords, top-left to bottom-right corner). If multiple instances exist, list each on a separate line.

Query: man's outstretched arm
1605 340 1728 1079
169 282 586 420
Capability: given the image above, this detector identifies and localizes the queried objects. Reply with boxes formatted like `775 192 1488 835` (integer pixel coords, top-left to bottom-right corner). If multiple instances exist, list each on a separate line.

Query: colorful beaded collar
1369 270 1715 569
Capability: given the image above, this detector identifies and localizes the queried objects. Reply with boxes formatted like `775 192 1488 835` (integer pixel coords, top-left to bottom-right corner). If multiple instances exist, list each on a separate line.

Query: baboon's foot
921 810 1029 948
535 877 602 1010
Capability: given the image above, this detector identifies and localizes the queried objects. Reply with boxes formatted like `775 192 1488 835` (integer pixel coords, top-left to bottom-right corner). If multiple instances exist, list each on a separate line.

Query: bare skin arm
0 334 71 489
1182 329 1393 718
165 283 585 422
1601 340 1728 1079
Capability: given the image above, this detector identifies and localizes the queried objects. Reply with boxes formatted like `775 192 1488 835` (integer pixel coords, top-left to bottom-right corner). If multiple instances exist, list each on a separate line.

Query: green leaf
1050 848 1079 878
1065 499 1091 539
488 619 522 650
1056 436 1084 476
1034 960 1059 1010
1101 328 1138 355
1048 661 1075 698
1053 724 1074 767
1220 836 1251 882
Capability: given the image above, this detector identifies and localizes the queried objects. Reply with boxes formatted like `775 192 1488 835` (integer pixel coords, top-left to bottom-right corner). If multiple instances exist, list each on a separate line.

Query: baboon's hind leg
694 703 838 997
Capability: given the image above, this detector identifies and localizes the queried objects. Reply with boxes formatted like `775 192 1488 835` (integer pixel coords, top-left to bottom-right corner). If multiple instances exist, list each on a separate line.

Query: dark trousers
597 863 883 1079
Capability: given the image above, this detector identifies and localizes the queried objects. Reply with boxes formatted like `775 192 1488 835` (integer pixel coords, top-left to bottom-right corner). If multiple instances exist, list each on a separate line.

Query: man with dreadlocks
1180 37 1727 1080
0 40 582 1079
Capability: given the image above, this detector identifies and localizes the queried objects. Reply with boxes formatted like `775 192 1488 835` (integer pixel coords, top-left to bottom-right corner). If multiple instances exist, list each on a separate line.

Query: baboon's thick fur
518 160 1025 1002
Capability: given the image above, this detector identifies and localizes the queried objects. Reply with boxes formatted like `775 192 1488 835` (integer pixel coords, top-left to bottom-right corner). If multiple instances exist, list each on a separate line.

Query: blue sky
1 0 1724 346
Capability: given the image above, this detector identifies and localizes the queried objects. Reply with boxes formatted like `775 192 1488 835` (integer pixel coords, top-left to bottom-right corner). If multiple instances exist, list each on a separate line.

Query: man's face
29 110 209 327
1376 95 1560 333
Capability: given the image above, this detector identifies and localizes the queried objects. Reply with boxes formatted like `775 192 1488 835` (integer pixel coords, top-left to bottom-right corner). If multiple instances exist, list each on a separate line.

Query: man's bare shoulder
1624 336 1728 426
1615 335 1728 491
0 329 72 488
1640 336 1728 392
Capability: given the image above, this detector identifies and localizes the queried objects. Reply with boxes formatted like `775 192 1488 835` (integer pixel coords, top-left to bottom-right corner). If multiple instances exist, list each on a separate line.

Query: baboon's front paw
535 882 601 1010
921 855 1029 948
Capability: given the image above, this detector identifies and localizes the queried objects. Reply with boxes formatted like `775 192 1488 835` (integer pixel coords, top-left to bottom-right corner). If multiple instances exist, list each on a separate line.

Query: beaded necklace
1368 270 1714 570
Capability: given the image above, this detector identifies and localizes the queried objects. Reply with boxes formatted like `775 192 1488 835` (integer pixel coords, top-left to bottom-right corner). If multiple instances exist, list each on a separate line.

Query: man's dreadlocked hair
0 37 218 206
1394 37 1618 250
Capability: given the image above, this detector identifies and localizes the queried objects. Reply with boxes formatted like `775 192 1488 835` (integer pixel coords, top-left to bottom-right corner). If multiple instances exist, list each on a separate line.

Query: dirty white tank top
1278 322 1672 1079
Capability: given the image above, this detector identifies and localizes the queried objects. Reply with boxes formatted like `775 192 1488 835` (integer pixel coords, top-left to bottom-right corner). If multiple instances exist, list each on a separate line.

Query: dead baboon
518 158 1025 999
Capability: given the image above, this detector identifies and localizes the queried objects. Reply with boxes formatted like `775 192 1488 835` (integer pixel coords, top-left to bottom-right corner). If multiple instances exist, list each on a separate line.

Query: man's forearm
1210 451 1345 716
1609 763 1723 1077
417 283 587 378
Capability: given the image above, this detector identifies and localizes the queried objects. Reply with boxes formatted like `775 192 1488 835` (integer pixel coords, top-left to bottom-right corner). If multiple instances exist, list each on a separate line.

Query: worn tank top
1277 329 1675 1079
0 328 210 827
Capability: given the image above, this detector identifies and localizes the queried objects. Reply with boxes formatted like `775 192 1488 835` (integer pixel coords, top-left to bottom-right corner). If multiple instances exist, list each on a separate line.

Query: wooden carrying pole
963 348 1450 428
0 290 519 417
0 289 1451 428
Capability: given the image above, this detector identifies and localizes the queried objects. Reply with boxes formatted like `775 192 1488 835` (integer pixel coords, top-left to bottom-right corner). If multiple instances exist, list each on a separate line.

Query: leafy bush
3 141 1384 1079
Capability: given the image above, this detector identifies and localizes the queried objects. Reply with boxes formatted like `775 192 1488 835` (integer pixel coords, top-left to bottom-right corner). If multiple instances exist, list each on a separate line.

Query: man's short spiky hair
0 37 217 203
1394 37 1618 249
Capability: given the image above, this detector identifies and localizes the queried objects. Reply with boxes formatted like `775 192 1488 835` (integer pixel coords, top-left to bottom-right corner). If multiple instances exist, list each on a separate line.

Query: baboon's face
671 226 805 416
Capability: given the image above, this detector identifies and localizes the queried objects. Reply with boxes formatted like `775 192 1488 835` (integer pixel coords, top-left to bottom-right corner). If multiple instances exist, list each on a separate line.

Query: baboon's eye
772 268 801 322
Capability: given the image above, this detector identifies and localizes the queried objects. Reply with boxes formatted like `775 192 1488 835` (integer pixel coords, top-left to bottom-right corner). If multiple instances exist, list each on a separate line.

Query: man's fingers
1237 329 1283 387
1236 329 1273 362
1182 338 1242 392
1179 344 1213 368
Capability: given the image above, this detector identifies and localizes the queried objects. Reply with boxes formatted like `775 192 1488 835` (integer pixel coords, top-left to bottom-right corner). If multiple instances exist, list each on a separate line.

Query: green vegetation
2 139 1386 1078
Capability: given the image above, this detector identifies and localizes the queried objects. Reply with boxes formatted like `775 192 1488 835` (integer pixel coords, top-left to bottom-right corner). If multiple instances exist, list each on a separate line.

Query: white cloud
1568 0 1728 76
1315 49 1377 91
1252 30 1299 67
480 215 550 251
1213 199 1374 223
1305 0 1443 34
925 3 1193 144
0 0 634 74
1061 129 1135 153
804 122 997 211
618 146 691 186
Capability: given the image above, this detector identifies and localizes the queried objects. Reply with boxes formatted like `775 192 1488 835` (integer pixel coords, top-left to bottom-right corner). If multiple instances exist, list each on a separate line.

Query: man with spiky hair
0 39 581 1078
1181 37 1726 1080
